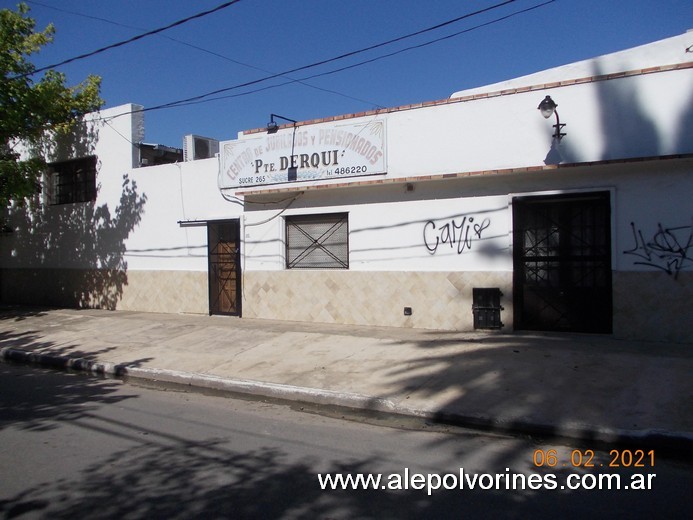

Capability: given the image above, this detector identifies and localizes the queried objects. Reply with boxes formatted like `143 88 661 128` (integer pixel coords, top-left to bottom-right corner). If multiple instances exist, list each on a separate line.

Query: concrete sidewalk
1 306 691 449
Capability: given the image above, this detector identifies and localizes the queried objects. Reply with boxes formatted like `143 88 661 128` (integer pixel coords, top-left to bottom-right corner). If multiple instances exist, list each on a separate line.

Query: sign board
219 119 386 189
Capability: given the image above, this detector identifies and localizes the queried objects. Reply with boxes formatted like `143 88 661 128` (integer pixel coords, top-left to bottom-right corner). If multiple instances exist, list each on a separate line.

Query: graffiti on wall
623 221 693 279
424 215 491 255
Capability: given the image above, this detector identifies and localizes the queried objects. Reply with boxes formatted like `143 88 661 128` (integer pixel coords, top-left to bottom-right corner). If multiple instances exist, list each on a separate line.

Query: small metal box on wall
472 288 503 330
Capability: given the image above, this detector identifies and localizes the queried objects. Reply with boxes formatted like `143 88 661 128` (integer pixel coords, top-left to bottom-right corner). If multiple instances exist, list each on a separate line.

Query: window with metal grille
285 213 349 269
46 156 97 205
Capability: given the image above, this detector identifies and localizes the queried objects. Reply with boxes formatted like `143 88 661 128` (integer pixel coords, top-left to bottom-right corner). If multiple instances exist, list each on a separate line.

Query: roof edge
241 61 693 136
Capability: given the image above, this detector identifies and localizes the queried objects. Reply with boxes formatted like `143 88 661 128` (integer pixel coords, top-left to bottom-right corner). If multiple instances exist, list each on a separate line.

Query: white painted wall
242 187 512 272
90 104 242 272
93 103 144 173
122 157 238 272
1 104 241 273
451 31 692 97
4 33 691 283
1 104 145 270
611 160 693 273
227 32 692 193
229 32 693 279
240 158 692 275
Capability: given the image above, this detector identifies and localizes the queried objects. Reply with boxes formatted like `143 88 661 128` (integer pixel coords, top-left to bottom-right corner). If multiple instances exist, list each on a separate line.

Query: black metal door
513 192 612 333
208 220 241 316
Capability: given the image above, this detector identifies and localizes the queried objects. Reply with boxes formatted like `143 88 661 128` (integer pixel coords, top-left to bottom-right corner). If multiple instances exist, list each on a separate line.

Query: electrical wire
27 0 555 124
293 0 556 85
25 0 385 109
102 118 136 146
12 0 244 79
159 0 556 110
143 0 520 112
242 194 302 226
94 0 534 122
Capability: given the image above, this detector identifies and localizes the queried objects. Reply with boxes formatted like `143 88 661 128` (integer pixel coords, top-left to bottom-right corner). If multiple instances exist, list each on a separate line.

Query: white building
2 32 692 342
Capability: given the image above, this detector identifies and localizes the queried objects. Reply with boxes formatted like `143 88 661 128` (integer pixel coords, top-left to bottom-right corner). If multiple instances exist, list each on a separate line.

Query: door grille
208 220 241 316
513 192 612 333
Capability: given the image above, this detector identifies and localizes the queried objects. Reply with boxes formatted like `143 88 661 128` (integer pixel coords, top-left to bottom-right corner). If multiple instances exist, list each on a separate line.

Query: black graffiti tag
424 216 491 255
623 221 693 279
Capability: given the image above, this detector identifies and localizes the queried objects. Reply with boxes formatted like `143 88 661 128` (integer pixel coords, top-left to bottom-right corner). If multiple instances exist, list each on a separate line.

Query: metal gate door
208 220 241 316
513 192 612 333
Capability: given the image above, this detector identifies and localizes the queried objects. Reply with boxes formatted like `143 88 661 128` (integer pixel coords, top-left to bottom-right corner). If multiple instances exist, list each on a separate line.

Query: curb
2 347 691 453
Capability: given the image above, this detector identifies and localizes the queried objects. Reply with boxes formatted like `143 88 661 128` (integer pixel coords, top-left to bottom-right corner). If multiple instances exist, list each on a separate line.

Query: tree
0 3 103 208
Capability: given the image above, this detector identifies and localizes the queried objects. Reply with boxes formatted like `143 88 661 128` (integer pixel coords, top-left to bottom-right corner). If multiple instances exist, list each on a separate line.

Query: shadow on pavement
371 331 693 450
0 363 136 433
0 408 687 519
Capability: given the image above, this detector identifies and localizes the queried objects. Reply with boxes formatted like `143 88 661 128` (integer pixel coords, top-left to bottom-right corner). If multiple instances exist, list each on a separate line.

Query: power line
296 0 557 86
24 0 274 73
130 0 553 114
13 0 244 79
146 0 520 112
23 0 532 120
26 0 144 30
25 0 385 109
93 0 555 124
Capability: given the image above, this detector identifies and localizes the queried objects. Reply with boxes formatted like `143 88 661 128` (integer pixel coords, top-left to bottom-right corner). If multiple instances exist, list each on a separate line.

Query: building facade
2 32 692 342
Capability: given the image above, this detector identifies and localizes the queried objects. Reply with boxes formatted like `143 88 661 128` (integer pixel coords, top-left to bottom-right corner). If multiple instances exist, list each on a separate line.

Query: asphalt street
0 362 690 519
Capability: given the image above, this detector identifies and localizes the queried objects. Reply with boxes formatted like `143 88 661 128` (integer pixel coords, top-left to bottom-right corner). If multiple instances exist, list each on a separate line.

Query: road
0 362 690 519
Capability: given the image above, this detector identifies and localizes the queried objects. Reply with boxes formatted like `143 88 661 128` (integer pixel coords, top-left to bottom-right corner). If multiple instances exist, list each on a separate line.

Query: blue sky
4 0 692 148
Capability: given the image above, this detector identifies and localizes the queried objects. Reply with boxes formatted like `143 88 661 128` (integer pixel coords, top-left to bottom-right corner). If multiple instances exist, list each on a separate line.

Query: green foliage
0 2 103 207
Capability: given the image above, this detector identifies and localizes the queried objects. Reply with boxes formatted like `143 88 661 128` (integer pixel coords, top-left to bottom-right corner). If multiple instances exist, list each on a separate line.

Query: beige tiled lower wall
613 271 692 342
242 270 514 331
243 270 692 340
2 267 691 341
0 268 208 314
119 270 208 314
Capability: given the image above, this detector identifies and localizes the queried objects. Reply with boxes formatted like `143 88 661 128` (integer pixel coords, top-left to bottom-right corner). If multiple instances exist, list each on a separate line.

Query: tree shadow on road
0 346 689 519
0 362 137 433
0 400 687 519
0 328 153 433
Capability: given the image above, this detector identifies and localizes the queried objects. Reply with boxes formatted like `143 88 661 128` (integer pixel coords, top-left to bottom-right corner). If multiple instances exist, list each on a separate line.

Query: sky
3 0 692 148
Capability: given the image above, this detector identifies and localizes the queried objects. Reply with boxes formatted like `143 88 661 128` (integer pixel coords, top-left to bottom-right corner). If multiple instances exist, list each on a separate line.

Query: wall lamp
537 95 566 141
267 113 297 134
266 113 299 180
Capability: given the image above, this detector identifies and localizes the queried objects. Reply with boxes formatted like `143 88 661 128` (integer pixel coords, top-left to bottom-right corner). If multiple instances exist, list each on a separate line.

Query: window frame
46 155 97 205
285 213 349 270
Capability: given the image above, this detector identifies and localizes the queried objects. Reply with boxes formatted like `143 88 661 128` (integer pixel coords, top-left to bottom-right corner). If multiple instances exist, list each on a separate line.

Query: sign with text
219 119 386 189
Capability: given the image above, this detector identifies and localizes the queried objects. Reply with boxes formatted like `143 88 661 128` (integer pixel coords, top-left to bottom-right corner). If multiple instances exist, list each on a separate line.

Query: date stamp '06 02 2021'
533 449 656 469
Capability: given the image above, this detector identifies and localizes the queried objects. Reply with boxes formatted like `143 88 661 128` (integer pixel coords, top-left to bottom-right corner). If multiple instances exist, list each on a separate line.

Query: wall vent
472 288 504 330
